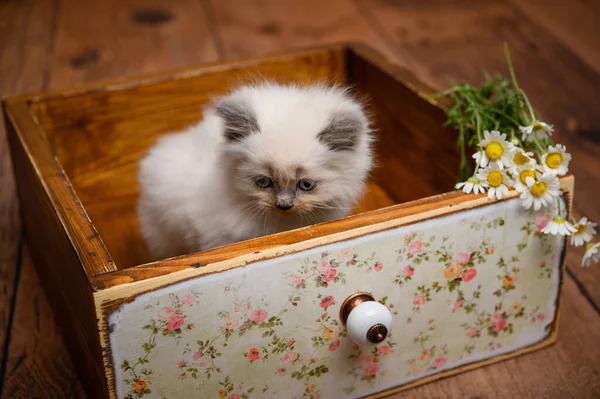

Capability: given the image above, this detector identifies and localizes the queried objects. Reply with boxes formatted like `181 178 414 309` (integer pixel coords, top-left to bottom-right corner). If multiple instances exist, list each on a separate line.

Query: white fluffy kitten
138 83 373 260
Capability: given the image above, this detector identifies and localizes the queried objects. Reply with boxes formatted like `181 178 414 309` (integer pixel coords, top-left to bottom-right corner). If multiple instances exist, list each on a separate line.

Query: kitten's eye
298 179 317 191
255 176 273 188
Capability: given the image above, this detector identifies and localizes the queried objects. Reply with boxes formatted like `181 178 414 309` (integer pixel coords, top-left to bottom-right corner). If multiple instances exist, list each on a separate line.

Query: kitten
138 82 374 260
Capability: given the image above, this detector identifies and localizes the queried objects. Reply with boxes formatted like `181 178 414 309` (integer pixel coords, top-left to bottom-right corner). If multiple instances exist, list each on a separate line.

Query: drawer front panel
109 198 563 399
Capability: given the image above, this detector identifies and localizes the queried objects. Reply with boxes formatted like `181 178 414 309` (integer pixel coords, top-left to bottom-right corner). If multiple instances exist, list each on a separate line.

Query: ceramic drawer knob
340 292 393 346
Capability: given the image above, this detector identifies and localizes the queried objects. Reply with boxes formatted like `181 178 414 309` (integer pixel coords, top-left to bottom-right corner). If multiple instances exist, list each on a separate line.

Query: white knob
340 293 393 346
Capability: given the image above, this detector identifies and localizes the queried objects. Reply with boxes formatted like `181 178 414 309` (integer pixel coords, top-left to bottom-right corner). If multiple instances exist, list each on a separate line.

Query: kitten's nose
275 202 294 211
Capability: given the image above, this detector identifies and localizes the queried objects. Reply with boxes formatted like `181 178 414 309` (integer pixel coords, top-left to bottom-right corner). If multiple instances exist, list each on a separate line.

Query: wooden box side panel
4 104 109 398
101 196 566 399
27 47 347 269
347 46 460 203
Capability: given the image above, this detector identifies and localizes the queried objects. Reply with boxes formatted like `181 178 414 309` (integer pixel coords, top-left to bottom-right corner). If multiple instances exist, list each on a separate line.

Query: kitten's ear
317 110 367 151
215 98 259 142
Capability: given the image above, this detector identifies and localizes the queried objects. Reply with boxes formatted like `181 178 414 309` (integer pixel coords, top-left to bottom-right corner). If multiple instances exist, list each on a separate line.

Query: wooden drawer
2 43 572 399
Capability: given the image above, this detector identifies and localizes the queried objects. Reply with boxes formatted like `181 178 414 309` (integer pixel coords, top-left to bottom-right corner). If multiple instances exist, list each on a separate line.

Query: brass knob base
339 292 374 325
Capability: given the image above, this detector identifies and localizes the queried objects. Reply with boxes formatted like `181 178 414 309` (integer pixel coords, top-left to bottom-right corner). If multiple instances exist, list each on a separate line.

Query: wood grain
5 102 108 398
509 0 600 75
49 0 220 89
2 247 84 399
0 0 59 388
207 0 411 70
357 0 600 308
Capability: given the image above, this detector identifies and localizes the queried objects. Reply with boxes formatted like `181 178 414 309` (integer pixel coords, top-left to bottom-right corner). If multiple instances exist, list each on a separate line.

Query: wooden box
3 44 572 399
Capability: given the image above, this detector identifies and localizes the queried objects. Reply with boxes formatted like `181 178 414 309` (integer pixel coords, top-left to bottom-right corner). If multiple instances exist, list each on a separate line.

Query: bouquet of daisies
434 44 598 267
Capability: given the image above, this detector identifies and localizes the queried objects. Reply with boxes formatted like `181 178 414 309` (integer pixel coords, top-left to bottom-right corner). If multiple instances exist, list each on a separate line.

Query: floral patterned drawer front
109 198 564 399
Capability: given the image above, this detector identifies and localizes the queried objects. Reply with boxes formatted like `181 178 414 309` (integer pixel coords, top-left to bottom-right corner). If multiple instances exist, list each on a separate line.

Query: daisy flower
455 176 486 195
473 131 513 169
519 121 554 142
477 165 513 200
541 215 577 236
520 173 560 211
541 144 571 176
509 146 536 174
582 243 600 267
570 217 597 247
513 166 538 193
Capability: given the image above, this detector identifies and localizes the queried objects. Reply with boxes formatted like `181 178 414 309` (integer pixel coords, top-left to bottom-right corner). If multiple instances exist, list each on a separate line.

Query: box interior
28 46 459 270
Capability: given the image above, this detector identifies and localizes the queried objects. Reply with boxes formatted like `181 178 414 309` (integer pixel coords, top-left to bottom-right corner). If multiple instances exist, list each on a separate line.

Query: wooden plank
383 275 600 398
0 0 59 388
357 0 600 307
49 0 220 88
1 248 84 399
207 0 409 68
509 0 600 75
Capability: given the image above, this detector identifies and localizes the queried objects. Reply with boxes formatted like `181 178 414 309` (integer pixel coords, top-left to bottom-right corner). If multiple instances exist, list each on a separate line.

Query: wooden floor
1 0 599 397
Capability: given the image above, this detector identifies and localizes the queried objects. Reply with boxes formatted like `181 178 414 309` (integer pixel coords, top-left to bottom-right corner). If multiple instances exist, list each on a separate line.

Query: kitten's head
211 83 373 220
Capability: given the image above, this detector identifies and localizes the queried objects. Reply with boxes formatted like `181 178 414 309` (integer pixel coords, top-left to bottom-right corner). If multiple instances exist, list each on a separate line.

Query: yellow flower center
487 171 504 187
531 123 544 132
575 224 587 235
545 153 562 169
514 152 530 166
530 182 546 197
519 169 536 184
485 142 504 160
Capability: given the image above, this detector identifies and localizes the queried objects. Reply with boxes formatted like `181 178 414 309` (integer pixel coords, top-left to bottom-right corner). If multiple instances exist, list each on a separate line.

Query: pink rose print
317 260 331 275
413 293 427 306
374 262 383 272
320 296 335 309
158 306 174 319
431 356 447 369
291 274 304 287
462 268 477 282
337 249 354 262
322 268 337 282
361 355 373 366
277 368 286 375
378 345 391 355
227 394 240 399
250 309 268 324
403 265 414 277
178 360 186 368
538 314 545 321
408 240 422 255
247 348 261 362
466 326 479 337
364 363 380 377
328 339 340 352
457 252 471 265
166 315 184 331
192 351 210 367
453 300 463 312
287 339 295 346
281 351 298 366
492 313 507 333
180 294 195 306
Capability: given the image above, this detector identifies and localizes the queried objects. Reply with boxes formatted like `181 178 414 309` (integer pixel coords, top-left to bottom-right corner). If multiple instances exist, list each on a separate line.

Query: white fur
138 83 373 260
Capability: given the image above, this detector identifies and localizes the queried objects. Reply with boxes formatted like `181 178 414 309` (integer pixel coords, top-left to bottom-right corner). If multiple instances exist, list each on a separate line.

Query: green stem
431 86 463 98
518 89 537 123
557 197 563 217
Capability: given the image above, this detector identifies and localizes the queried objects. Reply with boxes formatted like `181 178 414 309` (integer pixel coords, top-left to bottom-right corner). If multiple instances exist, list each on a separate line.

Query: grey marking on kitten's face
317 110 366 151
215 99 259 142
